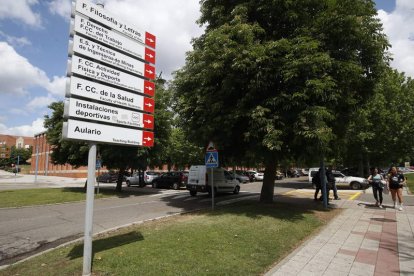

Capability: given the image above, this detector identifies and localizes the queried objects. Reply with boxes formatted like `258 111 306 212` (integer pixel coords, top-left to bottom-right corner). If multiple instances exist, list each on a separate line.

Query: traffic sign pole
83 142 96 276
211 167 214 210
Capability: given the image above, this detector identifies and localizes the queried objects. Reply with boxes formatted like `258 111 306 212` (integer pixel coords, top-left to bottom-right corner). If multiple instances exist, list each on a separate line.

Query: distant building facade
30 132 91 178
0 134 33 159
30 132 168 178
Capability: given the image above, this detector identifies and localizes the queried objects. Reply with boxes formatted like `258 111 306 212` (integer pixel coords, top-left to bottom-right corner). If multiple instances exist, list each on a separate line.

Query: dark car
96 172 119 183
152 171 188 190
243 171 255 182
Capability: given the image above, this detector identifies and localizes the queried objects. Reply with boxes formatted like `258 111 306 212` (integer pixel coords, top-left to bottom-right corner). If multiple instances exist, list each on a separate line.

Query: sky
0 0 412 137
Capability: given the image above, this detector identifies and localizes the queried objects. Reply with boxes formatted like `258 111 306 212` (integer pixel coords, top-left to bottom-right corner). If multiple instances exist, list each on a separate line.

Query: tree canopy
172 0 390 202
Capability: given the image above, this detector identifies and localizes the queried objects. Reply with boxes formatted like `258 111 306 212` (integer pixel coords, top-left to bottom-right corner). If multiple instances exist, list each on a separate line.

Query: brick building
30 132 91 178
0 134 33 159
29 132 168 178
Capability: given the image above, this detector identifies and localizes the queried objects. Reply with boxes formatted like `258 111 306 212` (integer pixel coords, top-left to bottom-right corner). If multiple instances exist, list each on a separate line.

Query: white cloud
26 95 56 110
377 0 414 78
0 42 49 95
48 0 72 20
0 31 31 47
47 75 66 96
0 118 45 136
0 42 65 96
0 0 41 27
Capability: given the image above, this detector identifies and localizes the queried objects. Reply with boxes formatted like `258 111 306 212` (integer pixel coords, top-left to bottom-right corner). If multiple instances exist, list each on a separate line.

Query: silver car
126 171 160 187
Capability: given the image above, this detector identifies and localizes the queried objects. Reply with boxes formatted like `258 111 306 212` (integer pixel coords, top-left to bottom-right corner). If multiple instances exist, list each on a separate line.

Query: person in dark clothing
313 169 322 201
326 167 340 200
387 166 406 210
367 167 384 208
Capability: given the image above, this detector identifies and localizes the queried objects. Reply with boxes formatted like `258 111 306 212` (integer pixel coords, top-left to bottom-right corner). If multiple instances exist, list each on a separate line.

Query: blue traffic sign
205 151 219 168
96 159 102 169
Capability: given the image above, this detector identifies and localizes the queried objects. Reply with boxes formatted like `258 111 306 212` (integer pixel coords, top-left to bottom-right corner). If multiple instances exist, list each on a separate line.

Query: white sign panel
68 55 147 93
71 15 155 64
74 0 156 49
70 35 149 76
66 76 155 112
64 98 154 129
63 119 154 146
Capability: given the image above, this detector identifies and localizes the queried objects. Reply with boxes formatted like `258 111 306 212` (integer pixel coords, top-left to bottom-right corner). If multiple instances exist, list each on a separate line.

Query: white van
187 165 240 196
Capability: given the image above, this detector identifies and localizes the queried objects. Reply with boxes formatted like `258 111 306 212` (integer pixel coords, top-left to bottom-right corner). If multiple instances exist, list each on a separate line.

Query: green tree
10 146 32 165
173 0 389 202
167 127 204 170
342 69 414 171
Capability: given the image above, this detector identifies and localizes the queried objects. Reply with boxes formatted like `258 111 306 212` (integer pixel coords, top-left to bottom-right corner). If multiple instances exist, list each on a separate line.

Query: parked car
286 169 300 178
247 170 264 181
126 172 146 187
333 171 369 190
301 168 309 176
275 171 284 180
96 172 119 183
340 167 360 177
244 171 255 182
310 170 368 190
187 165 240 196
233 172 250 183
144 171 161 184
152 171 188 190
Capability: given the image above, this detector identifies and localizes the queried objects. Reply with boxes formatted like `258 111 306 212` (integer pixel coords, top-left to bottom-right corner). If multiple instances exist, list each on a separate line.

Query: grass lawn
0 202 339 276
0 188 127 208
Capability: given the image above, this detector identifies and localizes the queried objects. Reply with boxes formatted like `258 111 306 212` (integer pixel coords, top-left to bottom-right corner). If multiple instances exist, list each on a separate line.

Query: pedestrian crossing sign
205 151 219 168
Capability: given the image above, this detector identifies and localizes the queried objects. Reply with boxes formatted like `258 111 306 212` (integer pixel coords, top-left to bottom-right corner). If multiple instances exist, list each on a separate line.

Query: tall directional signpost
63 1 156 274
205 142 218 210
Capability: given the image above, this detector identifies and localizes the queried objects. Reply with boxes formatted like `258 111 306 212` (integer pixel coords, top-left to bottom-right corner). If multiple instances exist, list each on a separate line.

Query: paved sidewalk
266 188 414 276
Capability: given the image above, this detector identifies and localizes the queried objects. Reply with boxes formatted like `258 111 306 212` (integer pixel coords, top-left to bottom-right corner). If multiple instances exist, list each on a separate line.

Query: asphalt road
0 172 311 266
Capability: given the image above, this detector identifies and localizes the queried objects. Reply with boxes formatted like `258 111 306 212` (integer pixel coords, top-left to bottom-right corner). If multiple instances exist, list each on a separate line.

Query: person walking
326 167 340 200
387 166 406 211
367 167 385 208
313 168 322 201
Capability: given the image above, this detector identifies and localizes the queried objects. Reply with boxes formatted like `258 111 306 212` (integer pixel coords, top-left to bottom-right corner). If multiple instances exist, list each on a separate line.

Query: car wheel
351 182 361 190
172 183 179 190
190 190 197 196
126 181 131 187
233 186 240 194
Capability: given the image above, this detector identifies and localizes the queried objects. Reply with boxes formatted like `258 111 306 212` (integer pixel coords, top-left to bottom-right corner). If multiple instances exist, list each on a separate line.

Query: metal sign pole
211 167 214 210
34 144 39 183
83 143 97 276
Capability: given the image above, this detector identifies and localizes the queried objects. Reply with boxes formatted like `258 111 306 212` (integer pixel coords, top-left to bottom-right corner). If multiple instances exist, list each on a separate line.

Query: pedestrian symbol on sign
205 151 219 168
207 153 217 164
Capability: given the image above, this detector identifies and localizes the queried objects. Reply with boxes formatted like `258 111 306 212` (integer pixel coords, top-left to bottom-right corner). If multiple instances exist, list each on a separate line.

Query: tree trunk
260 157 277 203
116 168 125 192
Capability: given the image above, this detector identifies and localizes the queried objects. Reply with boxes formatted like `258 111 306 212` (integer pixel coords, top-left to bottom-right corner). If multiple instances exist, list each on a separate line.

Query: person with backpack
367 167 385 208
313 168 322 201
